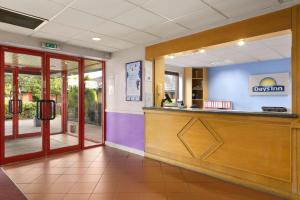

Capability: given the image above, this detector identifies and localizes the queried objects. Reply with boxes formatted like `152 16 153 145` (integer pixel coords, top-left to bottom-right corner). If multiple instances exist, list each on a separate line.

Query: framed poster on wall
126 61 142 101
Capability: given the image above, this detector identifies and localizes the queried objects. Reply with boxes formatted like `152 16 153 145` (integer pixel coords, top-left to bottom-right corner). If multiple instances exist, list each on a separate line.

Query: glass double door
3 50 80 160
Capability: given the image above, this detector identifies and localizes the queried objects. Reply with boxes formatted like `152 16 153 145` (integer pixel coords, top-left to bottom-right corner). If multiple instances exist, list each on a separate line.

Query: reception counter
143 107 299 198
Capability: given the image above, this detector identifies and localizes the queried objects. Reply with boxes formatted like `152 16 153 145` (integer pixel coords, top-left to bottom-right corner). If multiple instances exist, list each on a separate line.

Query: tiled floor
2 146 286 200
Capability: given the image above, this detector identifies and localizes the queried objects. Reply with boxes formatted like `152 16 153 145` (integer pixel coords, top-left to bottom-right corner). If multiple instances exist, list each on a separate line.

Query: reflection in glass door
4 70 13 138
49 58 80 150
84 60 103 147
4 51 43 158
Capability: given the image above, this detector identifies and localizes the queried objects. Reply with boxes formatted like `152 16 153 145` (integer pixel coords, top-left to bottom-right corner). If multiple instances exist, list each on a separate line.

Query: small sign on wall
126 61 142 101
249 72 289 96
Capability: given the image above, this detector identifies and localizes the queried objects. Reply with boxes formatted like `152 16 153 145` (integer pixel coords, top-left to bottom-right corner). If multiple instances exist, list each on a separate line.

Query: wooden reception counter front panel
144 108 298 198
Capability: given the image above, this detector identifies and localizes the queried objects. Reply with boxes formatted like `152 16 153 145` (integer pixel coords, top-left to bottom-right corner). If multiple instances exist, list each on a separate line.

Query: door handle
8 99 22 114
36 100 56 120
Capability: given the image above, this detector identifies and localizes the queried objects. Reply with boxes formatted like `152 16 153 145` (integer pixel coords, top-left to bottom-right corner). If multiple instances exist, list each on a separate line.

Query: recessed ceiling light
169 55 175 59
92 37 101 41
199 49 205 53
237 39 245 46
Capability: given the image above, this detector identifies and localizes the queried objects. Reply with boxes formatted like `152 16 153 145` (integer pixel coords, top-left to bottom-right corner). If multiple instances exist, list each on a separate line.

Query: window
164 71 179 105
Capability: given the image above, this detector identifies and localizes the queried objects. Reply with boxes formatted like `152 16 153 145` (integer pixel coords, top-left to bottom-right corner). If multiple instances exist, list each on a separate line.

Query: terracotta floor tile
100 174 127 182
63 193 91 200
93 182 120 193
165 181 190 193
46 182 75 194
141 193 167 200
21 183 51 194
114 193 141 200
117 181 144 193
140 182 165 193
62 168 88 175
89 162 108 168
8 173 41 184
85 167 105 175
25 194 65 200
33 175 60 184
68 182 98 194
43 168 66 175
71 162 93 168
76 174 102 182
89 193 115 200
55 175 80 183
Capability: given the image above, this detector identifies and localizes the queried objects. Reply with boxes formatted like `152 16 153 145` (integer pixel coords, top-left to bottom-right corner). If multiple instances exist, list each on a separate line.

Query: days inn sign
249 73 289 96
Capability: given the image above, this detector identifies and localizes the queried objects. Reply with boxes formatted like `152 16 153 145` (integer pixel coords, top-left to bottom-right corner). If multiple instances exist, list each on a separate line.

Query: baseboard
105 141 145 156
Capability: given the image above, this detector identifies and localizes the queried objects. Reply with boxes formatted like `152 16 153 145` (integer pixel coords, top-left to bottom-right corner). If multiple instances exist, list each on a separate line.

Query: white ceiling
165 33 291 67
0 0 299 53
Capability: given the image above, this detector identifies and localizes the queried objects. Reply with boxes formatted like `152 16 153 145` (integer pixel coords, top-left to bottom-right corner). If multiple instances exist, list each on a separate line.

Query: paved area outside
5 116 102 143
5 134 98 157
4 115 102 157
1 146 285 200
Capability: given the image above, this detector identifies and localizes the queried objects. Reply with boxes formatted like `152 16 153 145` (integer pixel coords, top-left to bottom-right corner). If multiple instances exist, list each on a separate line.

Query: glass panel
18 72 42 135
84 60 103 147
4 52 43 158
4 71 13 137
50 58 79 149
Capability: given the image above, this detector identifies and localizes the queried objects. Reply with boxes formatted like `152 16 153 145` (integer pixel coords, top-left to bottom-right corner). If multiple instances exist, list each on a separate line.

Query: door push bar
36 100 56 120
8 99 23 114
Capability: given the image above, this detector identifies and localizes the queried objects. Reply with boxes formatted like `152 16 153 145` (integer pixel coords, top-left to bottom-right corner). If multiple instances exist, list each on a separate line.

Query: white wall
106 45 152 115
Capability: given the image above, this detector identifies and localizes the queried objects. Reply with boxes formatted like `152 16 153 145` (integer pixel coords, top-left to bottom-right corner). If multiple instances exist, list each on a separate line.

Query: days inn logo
252 77 285 92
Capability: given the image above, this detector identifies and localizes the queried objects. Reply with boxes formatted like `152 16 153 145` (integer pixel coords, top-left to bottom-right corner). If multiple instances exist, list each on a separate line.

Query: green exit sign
42 42 60 50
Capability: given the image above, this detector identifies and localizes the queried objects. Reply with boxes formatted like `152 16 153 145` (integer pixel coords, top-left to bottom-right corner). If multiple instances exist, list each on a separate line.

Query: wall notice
126 61 142 101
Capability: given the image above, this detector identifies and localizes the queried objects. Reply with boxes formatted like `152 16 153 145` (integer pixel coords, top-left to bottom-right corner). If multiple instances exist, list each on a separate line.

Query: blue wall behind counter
208 58 291 111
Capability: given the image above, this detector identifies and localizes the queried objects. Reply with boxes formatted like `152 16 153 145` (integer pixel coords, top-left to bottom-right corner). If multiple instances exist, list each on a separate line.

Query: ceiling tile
0 0 65 19
120 31 159 44
73 31 135 49
50 0 74 5
32 31 70 42
53 8 105 31
91 21 135 38
173 7 226 30
71 0 135 19
204 0 279 18
165 34 291 67
0 22 33 35
142 0 207 19
39 22 86 38
67 39 119 52
126 0 149 6
145 22 189 38
113 7 167 29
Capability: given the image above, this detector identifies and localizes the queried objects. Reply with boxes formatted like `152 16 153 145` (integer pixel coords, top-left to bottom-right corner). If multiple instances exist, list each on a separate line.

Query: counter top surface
143 107 297 118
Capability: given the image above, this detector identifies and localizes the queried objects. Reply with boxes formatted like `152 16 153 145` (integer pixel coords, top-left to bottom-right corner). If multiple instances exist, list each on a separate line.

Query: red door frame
82 59 106 149
0 45 106 164
46 52 82 155
1 46 47 164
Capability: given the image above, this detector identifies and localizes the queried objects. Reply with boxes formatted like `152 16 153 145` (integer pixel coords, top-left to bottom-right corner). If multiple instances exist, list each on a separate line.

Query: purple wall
106 112 144 151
